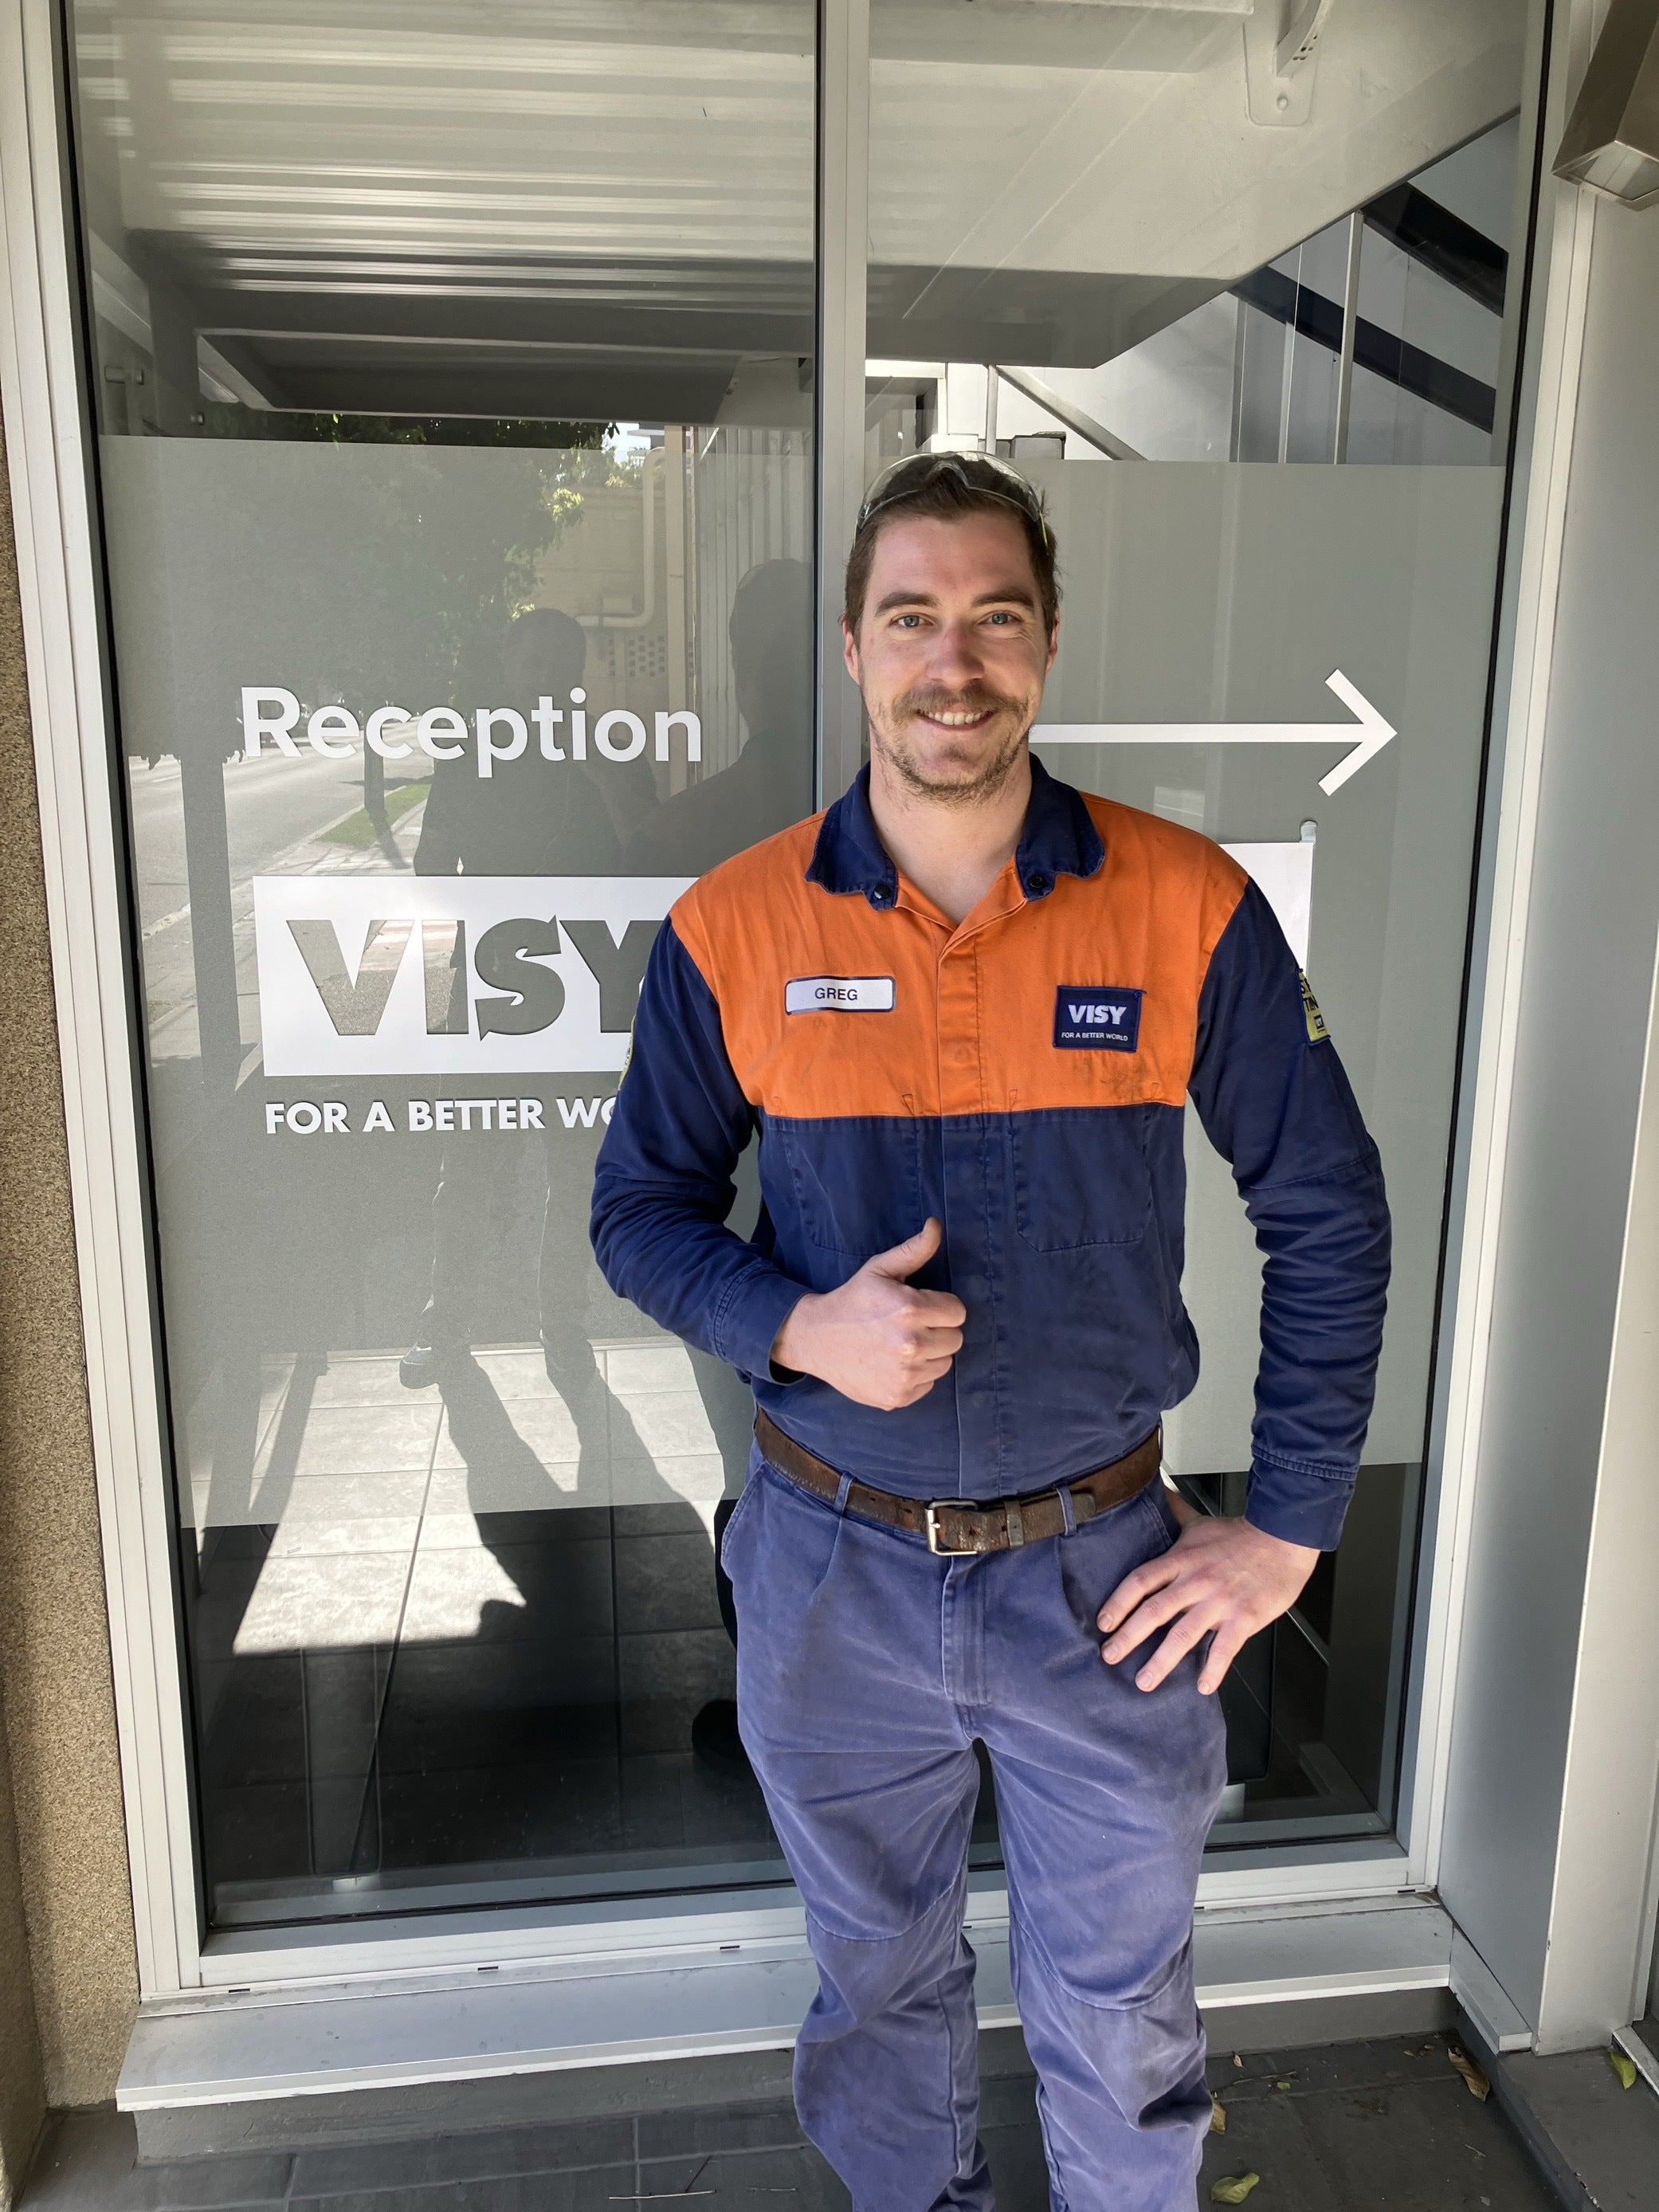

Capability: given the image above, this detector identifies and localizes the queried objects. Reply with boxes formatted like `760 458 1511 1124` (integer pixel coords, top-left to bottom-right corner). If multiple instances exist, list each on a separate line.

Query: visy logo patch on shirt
1053 986 1143 1052
785 975 896 1014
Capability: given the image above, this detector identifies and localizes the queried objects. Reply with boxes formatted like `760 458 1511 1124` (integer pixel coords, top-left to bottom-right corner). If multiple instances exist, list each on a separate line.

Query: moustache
894 685 1023 724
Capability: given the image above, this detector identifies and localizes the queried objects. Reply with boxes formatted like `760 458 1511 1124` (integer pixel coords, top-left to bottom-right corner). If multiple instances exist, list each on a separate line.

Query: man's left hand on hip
1096 1497 1320 1696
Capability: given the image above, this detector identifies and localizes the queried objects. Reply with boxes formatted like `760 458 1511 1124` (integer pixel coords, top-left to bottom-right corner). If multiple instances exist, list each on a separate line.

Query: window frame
0 0 1580 2022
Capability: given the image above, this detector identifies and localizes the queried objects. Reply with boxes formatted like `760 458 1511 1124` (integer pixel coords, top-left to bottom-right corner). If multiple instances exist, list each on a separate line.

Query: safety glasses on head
855 451 1052 548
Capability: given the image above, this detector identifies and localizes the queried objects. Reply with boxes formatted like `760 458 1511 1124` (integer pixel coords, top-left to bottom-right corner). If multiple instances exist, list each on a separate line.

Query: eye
891 612 927 629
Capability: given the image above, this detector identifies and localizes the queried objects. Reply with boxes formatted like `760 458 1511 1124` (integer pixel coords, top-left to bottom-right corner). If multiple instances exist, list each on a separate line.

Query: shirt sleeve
1187 878 1391 1551
590 914 807 1380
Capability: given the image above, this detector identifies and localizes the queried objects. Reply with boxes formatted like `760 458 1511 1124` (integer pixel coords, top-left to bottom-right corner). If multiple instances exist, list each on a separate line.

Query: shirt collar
806 752 1104 909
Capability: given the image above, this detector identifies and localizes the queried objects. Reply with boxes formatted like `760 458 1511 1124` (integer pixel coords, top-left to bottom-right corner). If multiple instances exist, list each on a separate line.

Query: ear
841 614 861 686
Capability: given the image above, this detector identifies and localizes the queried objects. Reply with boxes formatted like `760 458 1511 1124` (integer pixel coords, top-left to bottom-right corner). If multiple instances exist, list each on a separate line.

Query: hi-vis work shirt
591 758 1390 1551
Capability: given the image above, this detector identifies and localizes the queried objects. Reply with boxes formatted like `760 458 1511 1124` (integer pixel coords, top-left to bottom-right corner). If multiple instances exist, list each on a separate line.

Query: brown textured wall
0 431 139 2108
0 1719 44 2208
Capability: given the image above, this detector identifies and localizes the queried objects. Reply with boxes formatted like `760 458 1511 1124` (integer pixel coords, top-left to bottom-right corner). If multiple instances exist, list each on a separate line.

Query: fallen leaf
1273 2077 1293 2091
1448 2046 1491 2102
1210 2095 1228 2136
1610 2047 1638 2091
1233 2053 1244 2069
1210 2175 1261 2204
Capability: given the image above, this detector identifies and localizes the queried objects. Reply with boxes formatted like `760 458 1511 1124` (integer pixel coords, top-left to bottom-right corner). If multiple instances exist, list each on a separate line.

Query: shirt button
1027 870 1051 895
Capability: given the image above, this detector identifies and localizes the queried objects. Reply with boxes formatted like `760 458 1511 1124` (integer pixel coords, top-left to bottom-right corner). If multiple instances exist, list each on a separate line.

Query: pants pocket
724 1454 847 1714
1056 1485 1175 1641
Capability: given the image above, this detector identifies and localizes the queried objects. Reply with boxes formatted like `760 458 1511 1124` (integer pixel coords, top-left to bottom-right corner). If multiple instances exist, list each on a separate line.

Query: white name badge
785 975 896 1014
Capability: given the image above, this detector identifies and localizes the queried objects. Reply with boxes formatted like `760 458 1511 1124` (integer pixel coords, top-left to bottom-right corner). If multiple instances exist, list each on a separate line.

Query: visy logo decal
254 876 692 1077
1053 986 1143 1052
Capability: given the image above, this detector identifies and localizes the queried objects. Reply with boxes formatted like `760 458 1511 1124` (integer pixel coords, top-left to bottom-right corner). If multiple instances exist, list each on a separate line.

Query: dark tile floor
1496 2026 1659 2211
19 2033 1560 2211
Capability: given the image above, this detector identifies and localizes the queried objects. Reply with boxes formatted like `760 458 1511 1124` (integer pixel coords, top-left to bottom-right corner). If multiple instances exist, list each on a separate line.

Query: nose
924 616 986 690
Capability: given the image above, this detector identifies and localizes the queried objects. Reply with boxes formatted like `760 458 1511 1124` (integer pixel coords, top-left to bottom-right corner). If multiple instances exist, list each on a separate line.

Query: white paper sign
1223 840 1313 969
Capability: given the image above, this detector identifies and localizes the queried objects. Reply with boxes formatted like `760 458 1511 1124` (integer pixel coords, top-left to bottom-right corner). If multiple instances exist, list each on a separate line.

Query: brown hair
842 459 1061 638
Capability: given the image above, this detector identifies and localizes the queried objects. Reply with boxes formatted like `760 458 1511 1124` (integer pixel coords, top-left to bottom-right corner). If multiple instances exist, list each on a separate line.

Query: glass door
63 0 1543 1944
66 0 815 1927
860 0 1532 1846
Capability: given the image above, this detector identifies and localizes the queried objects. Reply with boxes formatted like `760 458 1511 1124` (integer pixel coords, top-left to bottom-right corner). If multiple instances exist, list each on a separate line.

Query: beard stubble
872 683 1033 810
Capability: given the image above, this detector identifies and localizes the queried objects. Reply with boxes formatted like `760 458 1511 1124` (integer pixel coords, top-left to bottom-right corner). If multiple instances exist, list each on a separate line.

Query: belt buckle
924 1500 980 1556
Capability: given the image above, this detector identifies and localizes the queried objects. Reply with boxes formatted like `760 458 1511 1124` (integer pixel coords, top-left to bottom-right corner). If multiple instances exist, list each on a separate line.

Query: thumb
866 1216 943 1280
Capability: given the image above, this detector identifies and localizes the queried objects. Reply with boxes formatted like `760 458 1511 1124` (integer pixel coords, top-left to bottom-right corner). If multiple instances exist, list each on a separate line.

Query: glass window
69 0 815 1924
864 2 1529 1847
67 0 1539 1936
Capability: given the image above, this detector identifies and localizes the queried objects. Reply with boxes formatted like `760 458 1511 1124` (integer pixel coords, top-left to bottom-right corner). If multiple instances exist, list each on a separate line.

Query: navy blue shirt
591 761 1390 1549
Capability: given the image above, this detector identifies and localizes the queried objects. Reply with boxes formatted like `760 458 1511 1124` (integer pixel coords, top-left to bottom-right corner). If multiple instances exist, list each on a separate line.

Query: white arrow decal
1031 669 1396 796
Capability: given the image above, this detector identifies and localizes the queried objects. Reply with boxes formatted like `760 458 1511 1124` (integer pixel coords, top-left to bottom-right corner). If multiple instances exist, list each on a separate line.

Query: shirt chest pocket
773 1113 924 1259
1009 1103 1153 1253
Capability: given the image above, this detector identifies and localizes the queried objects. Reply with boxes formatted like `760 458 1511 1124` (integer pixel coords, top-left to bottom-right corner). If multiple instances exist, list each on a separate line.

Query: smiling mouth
915 706 996 729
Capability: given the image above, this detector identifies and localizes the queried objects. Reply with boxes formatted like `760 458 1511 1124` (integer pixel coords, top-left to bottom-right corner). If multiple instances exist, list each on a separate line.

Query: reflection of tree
102 410 646 1088
120 415 632 765
200 408 605 453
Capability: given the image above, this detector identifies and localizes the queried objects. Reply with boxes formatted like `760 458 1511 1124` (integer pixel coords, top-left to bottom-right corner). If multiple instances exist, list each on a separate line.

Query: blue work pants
722 1445 1228 2211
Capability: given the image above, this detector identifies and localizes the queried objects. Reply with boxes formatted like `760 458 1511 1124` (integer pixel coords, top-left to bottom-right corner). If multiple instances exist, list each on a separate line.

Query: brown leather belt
753 1408 1161 1556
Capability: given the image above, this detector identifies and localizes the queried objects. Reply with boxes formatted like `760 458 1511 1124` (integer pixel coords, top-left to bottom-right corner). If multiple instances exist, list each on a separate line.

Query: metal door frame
0 0 1609 2055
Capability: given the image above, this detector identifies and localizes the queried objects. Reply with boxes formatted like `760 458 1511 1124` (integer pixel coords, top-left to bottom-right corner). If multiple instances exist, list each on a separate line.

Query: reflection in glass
69 0 1539 1920
864 2 1528 1846
69 0 815 1922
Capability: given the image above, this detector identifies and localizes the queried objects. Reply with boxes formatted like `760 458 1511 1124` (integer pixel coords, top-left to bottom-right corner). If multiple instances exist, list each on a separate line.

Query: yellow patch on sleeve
1299 971 1329 1044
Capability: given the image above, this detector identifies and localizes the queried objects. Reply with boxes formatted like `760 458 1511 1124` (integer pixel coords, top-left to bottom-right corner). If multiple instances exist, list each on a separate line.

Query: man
626 558 815 877
590 454 1390 2210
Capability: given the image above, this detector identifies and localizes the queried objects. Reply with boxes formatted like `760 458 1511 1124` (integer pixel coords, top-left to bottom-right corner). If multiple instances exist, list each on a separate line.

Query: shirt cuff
1245 1454 1355 1551
711 1266 811 1386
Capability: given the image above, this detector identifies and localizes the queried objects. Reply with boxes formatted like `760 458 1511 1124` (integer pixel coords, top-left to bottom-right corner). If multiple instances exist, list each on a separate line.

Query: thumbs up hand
769 1218 967 1410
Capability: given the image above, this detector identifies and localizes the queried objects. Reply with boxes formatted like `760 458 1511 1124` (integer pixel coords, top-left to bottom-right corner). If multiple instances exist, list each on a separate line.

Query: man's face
843 508 1058 806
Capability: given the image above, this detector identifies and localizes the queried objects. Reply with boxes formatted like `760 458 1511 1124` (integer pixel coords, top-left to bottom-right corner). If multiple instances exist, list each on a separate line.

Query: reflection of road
127 744 428 1058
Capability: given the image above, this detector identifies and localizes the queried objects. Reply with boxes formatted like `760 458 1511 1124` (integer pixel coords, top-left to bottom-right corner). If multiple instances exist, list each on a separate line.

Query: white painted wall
1438 175 1659 2045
